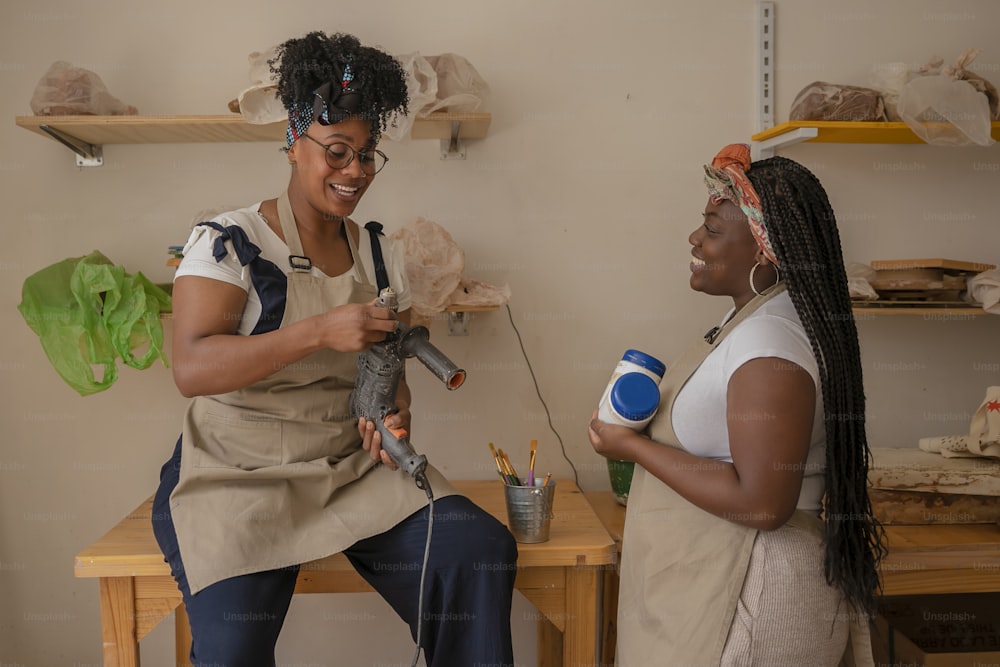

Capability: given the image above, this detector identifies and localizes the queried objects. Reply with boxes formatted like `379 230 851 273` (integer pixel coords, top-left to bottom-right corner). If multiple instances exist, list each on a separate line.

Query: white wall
2 1 998 664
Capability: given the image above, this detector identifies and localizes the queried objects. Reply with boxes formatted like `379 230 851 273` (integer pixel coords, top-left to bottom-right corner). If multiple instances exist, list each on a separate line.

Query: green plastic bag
18 250 171 395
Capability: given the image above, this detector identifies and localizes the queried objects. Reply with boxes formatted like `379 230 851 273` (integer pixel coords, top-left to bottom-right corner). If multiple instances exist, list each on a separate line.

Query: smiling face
287 117 375 220
688 198 762 308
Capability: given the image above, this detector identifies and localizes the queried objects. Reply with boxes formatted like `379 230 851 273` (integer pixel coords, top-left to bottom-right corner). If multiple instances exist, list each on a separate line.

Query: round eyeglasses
300 134 388 175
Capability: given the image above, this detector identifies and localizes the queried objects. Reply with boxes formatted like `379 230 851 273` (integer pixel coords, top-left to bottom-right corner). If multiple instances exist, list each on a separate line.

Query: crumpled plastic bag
870 62 916 122
965 269 1000 314
421 54 491 114
846 262 879 300
18 251 171 396
789 81 887 122
390 218 465 319
898 49 997 146
236 46 285 124
383 53 490 142
389 218 509 324
942 49 1000 119
380 52 440 141
30 61 138 116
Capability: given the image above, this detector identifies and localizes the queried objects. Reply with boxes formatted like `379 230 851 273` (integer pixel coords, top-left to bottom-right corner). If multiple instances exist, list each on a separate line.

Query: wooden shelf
15 112 491 165
752 120 1000 145
852 304 989 317
443 304 499 313
16 114 285 144
15 112 490 145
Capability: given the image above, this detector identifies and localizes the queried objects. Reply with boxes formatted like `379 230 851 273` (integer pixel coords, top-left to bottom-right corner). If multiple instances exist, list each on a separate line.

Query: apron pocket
193 411 283 470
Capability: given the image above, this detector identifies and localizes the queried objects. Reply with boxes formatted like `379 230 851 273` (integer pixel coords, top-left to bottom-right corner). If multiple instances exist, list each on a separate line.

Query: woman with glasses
151 31 517 667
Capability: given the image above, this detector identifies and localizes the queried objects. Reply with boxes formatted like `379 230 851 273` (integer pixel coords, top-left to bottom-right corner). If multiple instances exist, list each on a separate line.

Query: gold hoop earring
749 264 763 296
749 262 780 296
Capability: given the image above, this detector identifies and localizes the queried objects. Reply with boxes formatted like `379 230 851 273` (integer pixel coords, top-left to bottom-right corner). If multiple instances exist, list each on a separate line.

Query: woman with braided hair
151 31 516 666
589 144 882 665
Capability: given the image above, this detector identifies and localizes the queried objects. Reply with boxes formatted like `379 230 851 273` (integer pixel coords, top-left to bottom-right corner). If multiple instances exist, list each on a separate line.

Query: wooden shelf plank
752 120 1000 145
443 304 500 313
16 114 285 144
869 258 995 272
15 111 491 146
408 112 491 140
852 306 988 316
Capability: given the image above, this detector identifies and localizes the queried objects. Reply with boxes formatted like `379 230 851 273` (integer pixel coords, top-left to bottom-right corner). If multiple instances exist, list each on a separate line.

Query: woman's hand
316 301 398 353
588 409 644 461
385 399 412 437
359 393 412 471
358 417 399 470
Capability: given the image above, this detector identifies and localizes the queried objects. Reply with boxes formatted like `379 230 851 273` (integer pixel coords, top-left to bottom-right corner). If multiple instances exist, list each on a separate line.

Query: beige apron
170 192 456 595
617 284 873 666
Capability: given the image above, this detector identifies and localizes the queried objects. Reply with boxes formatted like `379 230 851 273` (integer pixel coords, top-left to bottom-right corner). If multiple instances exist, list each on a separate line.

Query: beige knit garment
720 523 852 666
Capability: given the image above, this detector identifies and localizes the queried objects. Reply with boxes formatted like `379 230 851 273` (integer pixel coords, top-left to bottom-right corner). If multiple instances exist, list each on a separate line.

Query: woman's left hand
588 409 642 461
358 410 406 472
385 400 412 438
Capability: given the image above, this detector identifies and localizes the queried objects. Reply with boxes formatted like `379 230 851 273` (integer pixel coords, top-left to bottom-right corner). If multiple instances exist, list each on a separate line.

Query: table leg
601 567 619 667
99 576 140 667
563 566 604 667
538 615 564 666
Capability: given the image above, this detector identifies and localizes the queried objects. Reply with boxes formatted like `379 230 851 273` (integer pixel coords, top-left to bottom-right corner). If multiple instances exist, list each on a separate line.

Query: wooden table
75 480 616 667
879 523 1000 595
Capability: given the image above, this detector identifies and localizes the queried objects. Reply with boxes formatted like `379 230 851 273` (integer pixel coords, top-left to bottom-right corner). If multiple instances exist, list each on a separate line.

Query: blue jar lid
610 373 660 422
622 349 666 378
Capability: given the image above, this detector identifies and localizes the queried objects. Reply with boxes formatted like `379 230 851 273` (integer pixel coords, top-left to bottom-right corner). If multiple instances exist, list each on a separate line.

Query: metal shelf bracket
751 126 819 160
447 311 471 336
39 124 104 167
440 121 467 160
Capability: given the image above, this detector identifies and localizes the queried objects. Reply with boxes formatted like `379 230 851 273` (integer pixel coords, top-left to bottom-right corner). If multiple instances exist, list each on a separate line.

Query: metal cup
503 482 556 543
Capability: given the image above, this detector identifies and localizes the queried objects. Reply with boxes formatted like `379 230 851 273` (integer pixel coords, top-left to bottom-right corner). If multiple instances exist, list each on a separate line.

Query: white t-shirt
175 203 411 336
671 291 826 511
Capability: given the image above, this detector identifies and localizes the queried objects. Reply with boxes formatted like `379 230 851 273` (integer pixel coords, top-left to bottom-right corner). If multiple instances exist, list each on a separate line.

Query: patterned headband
285 63 363 148
703 143 777 266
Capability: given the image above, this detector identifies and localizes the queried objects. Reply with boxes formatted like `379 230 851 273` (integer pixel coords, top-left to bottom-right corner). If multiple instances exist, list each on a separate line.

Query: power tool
349 287 466 494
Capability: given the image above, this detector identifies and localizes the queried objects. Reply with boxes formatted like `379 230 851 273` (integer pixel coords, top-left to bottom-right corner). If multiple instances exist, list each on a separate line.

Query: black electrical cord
404 300 582 666
504 304 581 489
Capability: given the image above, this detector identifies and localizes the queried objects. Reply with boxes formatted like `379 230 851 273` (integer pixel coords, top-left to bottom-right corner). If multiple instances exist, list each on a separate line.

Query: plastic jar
597 349 665 413
598 372 661 430
612 349 665 384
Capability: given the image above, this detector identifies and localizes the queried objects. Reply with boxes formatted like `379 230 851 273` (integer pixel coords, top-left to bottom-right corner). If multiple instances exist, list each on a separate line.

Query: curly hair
270 31 409 141
747 156 886 618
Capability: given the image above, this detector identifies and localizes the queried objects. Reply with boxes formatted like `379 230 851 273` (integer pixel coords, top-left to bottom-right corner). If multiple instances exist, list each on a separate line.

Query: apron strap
277 191 311 273
364 221 391 293
652 282 787 447
275 191 369 283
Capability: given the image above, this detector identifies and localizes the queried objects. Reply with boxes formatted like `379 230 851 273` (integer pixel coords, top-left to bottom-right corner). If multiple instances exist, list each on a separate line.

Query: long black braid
270 31 409 141
747 156 886 617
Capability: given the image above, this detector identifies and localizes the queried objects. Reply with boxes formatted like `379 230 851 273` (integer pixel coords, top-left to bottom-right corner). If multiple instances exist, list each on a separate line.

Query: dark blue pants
152 438 517 667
